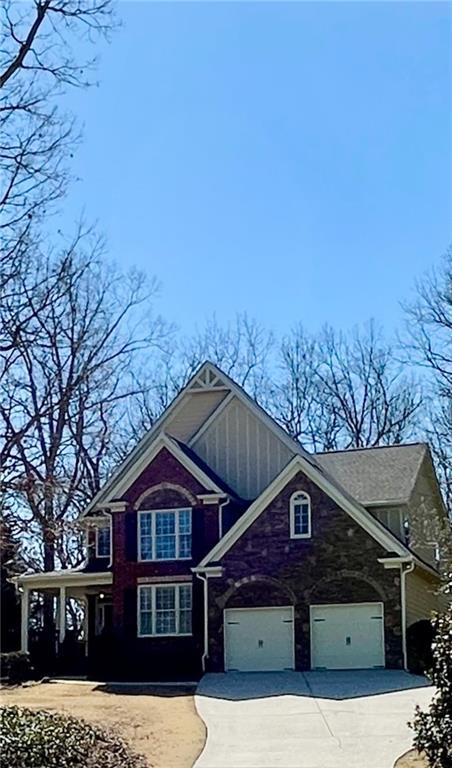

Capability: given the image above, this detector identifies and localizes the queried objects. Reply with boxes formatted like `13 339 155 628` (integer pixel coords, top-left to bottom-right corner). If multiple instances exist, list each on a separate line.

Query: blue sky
64 1 451 336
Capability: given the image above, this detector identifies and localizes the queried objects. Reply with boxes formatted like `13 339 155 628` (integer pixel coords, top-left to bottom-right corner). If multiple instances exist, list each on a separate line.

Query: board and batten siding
406 568 441 627
165 390 228 443
192 396 294 498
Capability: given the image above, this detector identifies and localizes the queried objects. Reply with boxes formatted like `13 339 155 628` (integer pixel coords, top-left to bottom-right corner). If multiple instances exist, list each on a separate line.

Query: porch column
83 597 89 656
20 587 29 653
58 585 66 644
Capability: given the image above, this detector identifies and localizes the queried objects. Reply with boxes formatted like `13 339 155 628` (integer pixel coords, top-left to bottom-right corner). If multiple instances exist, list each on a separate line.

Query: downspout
105 510 113 569
196 572 209 672
218 497 230 541
400 560 415 671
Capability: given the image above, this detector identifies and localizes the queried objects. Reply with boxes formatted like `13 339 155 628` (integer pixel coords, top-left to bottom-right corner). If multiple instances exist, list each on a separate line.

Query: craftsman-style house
16 362 447 679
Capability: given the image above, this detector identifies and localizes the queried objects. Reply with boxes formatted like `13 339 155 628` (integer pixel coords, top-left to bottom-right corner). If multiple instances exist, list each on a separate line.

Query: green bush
0 652 34 683
0 706 148 768
407 620 435 674
410 601 452 768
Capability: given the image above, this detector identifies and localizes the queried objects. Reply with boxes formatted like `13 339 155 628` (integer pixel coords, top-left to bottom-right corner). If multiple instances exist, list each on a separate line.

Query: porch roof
13 569 112 590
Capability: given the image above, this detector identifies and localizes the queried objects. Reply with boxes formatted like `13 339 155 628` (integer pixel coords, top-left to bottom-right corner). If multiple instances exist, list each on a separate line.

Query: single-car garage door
224 607 294 672
310 603 385 669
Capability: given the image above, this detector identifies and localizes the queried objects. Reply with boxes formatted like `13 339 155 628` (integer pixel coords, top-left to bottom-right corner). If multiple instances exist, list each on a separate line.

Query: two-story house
16 362 447 679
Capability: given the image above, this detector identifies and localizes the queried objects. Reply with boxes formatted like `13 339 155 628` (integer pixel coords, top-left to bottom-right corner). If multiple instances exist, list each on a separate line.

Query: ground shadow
93 683 197 697
196 670 432 701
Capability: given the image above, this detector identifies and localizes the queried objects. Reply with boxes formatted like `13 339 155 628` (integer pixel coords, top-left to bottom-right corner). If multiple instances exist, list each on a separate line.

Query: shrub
410 600 452 767
0 652 34 683
407 620 435 674
0 706 148 768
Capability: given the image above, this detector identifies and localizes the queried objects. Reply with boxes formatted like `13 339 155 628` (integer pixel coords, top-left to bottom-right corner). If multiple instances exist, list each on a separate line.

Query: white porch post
83 597 89 656
58 585 66 645
20 587 29 653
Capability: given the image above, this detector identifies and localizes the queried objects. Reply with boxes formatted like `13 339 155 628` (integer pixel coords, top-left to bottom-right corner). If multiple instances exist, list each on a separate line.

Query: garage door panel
311 603 384 670
225 607 294 672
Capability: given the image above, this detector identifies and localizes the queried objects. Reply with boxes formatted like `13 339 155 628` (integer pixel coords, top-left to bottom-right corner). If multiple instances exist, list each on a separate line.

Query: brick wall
207 469 403 671
107 446 221 679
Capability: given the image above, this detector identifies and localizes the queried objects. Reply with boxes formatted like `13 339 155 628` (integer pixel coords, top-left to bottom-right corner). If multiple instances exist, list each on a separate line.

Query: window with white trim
138 508 192 561
138 583 192 636
290 491 311 538
96 525 111 558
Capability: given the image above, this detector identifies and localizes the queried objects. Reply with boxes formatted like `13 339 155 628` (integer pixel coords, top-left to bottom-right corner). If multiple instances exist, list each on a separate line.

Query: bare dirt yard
0 681 206 768
394 750 429 768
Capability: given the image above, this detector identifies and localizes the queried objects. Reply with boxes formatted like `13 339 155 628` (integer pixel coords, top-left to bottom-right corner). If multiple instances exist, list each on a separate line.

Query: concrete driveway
194 670 433 768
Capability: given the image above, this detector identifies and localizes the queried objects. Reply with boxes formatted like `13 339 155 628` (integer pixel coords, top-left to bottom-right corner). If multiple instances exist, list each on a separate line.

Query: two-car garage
224 603 385 672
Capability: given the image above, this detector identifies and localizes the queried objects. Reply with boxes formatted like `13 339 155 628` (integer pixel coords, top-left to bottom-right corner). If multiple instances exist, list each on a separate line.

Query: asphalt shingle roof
315 443 427 505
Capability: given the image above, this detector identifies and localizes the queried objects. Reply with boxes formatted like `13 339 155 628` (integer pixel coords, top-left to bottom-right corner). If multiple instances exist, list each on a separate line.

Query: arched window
290 491 311 539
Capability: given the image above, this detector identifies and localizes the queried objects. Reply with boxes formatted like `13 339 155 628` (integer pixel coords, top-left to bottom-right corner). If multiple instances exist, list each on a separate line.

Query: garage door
310 603 385 669
224 607 294 672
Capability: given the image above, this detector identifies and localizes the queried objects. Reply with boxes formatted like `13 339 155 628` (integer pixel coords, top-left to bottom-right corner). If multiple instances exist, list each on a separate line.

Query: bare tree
271 322 422 451
404 252 452 514
271 325 339 450
124 313 274 447
0 0 114 234
0 0 115 355
0 230 167 574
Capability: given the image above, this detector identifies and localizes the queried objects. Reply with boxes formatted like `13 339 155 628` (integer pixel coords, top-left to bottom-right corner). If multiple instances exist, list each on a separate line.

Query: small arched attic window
290 491 311 539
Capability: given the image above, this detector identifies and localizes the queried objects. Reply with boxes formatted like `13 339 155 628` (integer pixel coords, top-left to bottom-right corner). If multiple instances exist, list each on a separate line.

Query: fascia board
199 455 409 567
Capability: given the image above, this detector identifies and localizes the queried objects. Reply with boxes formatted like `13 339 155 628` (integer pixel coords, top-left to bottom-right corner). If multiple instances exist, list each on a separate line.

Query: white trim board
14 571 112 589
82 432 224 516
82 363 224 515
82 361 315 516
199 454 411 567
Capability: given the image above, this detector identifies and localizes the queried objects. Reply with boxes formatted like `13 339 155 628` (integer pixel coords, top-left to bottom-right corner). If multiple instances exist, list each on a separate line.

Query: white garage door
311 603 385 669
224 607 294 672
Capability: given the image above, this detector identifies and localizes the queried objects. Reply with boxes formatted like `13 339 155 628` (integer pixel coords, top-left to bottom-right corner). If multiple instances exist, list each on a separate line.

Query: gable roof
315 443 427 506
83 361 317 515
198 453 412 567
81 432 226 516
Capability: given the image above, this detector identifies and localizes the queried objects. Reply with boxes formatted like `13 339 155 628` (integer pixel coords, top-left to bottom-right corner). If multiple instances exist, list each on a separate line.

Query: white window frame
137 583 192 638
137 508 192 562
95 524 111 558
290 491 311 539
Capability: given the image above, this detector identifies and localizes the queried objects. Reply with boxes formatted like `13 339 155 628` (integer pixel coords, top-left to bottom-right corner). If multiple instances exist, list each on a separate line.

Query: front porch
15 569 113 676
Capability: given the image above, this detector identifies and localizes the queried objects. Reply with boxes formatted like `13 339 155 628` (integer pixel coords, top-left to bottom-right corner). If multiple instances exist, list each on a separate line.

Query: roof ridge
315 442 427 456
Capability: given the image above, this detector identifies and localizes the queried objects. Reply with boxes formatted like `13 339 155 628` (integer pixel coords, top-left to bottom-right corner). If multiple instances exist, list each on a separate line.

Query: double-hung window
96 525 111 558
290 491 311 538
139 508 192 561
138 583 192 636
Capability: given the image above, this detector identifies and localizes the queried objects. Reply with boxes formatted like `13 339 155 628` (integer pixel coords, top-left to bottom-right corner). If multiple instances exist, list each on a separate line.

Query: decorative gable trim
198 455 411 566
82 363 234 516
82 361 313 517
187 365 229 391
81 433 224 516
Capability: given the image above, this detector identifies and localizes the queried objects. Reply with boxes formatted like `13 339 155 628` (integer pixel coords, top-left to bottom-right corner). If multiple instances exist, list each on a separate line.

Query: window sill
137 557 192 563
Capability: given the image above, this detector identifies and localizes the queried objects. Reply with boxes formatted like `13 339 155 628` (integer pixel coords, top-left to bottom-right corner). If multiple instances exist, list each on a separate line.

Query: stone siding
207 469 403 671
